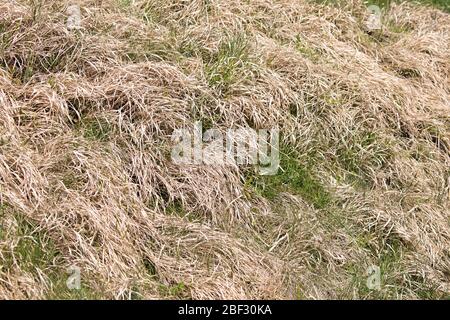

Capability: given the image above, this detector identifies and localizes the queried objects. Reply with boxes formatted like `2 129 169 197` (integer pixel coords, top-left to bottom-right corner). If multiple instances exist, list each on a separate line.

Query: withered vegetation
0 0 449 299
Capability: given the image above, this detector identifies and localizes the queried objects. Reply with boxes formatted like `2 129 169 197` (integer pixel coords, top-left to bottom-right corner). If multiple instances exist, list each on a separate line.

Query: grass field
0 0 449 299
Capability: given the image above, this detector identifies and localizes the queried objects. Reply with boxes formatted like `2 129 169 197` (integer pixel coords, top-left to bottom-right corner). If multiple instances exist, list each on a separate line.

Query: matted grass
0 0 449 299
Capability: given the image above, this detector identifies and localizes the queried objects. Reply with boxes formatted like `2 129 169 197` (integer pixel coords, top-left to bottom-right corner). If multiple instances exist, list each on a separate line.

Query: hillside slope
0 0 449 299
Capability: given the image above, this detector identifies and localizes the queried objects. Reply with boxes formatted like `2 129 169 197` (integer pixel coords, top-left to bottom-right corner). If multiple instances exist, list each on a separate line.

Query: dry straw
0 0 448 299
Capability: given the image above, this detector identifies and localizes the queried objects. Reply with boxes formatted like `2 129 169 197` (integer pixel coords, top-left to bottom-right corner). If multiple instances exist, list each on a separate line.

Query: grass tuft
205 33 253 92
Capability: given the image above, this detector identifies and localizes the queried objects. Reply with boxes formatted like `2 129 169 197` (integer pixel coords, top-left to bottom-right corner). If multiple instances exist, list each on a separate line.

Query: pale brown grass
0 0 449 299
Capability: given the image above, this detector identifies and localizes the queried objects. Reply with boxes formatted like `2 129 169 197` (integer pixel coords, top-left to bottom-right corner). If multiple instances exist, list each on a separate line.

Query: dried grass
0 0 449 299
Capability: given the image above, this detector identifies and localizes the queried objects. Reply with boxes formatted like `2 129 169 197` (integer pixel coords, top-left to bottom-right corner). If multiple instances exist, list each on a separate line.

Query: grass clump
334 131 391 188
140 1 163 24
205 33 254 93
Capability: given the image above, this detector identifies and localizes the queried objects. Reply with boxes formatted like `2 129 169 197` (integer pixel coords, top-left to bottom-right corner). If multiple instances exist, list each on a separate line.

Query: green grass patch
315 0 449 12
367 0 450 13
0 205 100 299
165 200 202 222
347 236 405 298
411 0 450 12
246 147 332 209
1 212 58 274
80 117 112 142
311 0 449 13
0 203 9 240
294 35 321 62
117 0 132 9
158 282 190 299
347 234 446 299
205 33 253 93
1 49 80 84
47 279 101 300
166 200 187 217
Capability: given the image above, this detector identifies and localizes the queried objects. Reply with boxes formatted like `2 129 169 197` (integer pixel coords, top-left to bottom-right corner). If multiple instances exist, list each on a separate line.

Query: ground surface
0 0 449 299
